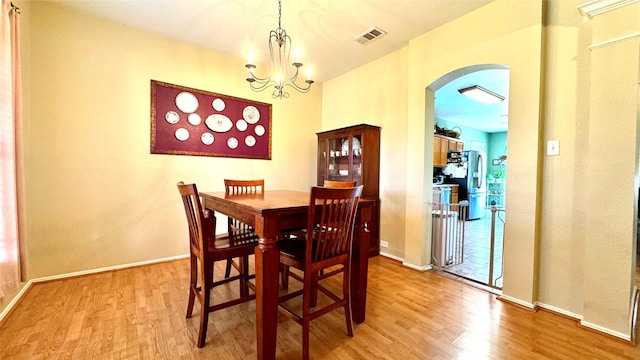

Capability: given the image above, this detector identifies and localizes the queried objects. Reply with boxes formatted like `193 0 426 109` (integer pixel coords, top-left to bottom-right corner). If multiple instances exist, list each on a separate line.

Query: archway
426 64 510 290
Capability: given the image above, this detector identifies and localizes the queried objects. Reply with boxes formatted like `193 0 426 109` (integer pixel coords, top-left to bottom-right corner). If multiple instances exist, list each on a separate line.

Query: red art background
151 80 272 159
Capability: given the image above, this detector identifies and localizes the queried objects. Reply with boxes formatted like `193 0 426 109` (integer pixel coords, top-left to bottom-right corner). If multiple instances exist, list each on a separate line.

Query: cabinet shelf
486 181 505 208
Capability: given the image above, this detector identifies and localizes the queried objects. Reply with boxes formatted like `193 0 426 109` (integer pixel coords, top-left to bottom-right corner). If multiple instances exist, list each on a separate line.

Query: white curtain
0 0 22 308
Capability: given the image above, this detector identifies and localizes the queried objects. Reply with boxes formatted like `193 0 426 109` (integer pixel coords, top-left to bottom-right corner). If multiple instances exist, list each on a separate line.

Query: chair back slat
177 182 212 261
224 179 265 195
307 186 363 263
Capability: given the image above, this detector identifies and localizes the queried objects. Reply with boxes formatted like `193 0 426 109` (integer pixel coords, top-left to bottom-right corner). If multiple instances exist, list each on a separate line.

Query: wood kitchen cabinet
317 124 381 256
433 134 464 167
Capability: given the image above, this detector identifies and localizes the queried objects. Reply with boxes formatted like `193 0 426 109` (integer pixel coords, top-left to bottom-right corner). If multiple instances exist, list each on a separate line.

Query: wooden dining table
199 189 372 360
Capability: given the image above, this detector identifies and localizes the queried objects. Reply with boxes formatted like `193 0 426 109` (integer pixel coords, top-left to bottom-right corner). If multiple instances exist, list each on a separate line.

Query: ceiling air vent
354 27 387 45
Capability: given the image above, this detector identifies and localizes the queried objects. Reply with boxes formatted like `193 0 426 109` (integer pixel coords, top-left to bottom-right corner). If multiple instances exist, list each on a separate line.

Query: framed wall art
150 80 272 159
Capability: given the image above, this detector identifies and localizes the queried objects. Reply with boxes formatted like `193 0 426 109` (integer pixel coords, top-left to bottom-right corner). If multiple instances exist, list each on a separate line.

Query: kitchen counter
433 184 459 205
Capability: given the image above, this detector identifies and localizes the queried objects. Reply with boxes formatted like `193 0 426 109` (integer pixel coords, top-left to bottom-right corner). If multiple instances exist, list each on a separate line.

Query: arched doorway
427 64 510 290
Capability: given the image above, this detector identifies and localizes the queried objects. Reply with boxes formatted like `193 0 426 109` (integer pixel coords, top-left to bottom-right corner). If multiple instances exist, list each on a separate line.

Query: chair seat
208 233 258 254
278 238 307 262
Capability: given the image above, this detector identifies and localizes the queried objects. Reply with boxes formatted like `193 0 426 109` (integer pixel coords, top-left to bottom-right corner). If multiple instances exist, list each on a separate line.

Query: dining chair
177 181 258 348
223 179 263 278
281 179 359 289
323 180 357 188
277 185 363 360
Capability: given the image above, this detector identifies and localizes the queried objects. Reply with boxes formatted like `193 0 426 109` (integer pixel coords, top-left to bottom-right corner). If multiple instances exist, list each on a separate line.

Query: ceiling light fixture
458 85 505 104
245 0 314 99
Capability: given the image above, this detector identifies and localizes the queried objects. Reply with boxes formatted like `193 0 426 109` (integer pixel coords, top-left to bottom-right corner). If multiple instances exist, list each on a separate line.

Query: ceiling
50 0 507 133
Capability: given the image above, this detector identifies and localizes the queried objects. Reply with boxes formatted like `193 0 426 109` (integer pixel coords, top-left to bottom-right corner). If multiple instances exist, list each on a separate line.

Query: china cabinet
317 124 381 256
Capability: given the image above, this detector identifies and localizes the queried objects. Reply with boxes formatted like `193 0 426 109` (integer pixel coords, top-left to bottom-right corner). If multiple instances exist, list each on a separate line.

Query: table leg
351 204 371 324
254 228 280 360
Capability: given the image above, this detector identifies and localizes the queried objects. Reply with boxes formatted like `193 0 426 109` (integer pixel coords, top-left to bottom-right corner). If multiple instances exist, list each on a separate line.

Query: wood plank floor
1 256 639 359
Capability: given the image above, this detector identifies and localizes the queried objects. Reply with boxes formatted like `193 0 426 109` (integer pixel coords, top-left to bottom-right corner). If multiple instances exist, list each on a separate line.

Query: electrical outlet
380 240 389 248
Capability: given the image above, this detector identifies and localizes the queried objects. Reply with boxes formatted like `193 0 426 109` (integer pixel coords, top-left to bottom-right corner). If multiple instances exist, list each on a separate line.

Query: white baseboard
580 320 631 342
377 252 432 271
401 261 431 272
536 302 583 320
378 251 404 262
0 254 189 324
0 280 33 324
499 295 632 342
32 254 189 283
496 294 536 309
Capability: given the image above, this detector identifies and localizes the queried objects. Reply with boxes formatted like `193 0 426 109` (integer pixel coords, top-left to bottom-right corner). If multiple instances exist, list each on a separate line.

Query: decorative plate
188 113 201 126
236 119 248 131
165 111 179 124
227 137 239 149
341 137 361 153
205 114 233 132
245 135 256 147
212 98 226 111
201 132 214 145
254 124 265 136
242 105 260 124
175 92 199 113
175 128 189 141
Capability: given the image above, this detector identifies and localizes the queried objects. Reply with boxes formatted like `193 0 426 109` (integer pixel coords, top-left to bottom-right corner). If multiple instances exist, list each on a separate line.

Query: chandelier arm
248 80 274 92
282 81 311 93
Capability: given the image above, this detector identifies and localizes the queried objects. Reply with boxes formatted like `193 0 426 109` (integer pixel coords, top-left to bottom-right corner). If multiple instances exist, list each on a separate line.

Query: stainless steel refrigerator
449 150 486 220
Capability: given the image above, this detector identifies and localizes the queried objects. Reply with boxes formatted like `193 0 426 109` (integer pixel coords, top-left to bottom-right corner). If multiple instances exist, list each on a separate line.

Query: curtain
0 0 21 309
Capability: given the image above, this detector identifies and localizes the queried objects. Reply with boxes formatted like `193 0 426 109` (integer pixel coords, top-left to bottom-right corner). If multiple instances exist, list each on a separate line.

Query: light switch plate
547 140 559 156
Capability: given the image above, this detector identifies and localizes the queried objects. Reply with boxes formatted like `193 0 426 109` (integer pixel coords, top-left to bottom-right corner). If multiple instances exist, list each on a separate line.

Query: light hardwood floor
1 256 639 359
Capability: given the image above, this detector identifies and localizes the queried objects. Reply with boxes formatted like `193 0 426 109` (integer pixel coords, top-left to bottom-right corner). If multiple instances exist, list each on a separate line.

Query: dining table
199 189 372 360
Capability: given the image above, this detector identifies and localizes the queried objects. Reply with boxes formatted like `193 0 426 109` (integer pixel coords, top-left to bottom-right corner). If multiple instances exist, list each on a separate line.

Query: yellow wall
323 0 639 339
322 48 409 259
20 2 321 278
16 0 640 340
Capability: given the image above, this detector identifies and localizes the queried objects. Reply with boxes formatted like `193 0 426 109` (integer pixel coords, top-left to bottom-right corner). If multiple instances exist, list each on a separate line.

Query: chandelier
245 0 314 99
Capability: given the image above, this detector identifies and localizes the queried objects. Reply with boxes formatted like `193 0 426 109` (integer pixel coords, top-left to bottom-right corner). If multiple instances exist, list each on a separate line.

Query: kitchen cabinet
433 134 463 167
451 185 459 204
317 124 381 256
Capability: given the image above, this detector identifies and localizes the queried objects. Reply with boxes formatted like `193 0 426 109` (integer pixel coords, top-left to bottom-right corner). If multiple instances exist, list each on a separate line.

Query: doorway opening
429 64 509 291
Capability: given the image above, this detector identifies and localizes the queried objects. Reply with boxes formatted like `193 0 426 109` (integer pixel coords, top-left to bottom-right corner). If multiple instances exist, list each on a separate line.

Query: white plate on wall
243 105 260 124
245 135 256 147
205 114 233 132
165 111 179 124
201 132 214 145
236 119 248 131
175 128 189 141
212 98 226 111
175 92 199 113
188 113 201 126
254 124 265 136
227 137 239 149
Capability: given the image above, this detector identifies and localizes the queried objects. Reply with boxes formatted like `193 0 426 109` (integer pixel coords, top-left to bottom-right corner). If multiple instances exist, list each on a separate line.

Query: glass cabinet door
352 134 362 184
328 136 350 181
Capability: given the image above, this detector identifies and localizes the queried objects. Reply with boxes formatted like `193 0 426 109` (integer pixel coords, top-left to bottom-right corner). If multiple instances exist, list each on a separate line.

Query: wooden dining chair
277 185 363 360
177 182 258 348
323 180 357 188
223 179 263 278
280 180 360 289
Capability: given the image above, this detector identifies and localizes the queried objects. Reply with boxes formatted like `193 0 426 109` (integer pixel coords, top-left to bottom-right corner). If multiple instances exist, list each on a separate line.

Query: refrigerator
448 150 486 220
